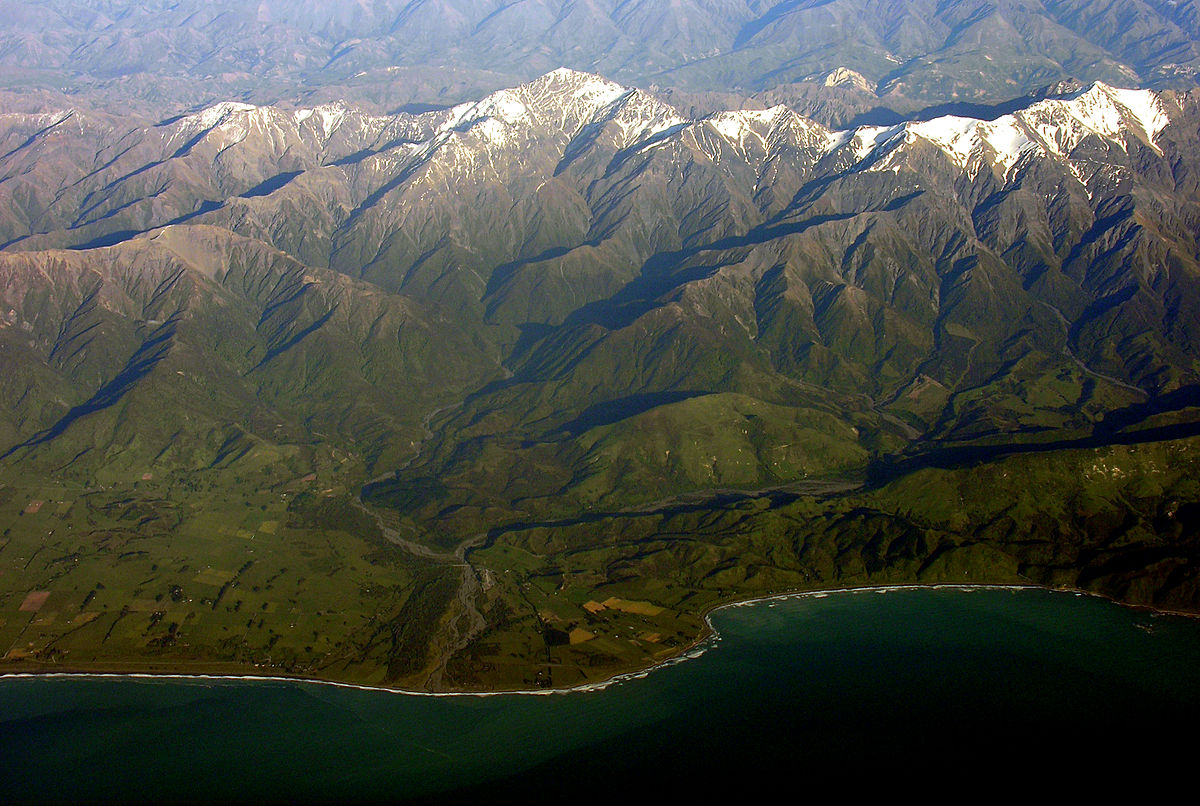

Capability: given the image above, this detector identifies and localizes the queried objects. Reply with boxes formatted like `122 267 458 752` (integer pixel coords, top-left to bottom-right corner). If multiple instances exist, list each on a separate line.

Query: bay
2 587 1198 803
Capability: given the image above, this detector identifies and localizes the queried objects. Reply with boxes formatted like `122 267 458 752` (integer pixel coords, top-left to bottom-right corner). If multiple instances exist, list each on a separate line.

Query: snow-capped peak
429 69 689 152
832 81 1172 174
151 72 1174 193
538 67 629 109
429 70 633 148
1013 81 1170 158
414 71 1173 179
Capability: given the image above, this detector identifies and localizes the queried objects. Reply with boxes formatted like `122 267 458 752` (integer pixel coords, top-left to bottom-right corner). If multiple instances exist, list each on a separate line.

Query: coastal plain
3 428 1197 691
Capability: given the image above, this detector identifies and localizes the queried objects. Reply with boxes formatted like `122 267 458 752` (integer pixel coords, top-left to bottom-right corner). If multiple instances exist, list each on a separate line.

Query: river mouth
3 587 1198 802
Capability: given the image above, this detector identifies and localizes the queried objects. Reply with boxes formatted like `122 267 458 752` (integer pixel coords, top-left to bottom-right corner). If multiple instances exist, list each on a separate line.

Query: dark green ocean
3 587 1198 803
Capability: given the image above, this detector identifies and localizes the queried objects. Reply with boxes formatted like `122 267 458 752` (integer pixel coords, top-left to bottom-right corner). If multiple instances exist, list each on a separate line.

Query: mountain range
2 65 1199 687
5 0 1200 122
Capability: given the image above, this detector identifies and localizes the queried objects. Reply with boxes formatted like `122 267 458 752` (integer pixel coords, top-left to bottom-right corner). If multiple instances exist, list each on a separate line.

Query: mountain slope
2 70 1198 523
0 227 503 480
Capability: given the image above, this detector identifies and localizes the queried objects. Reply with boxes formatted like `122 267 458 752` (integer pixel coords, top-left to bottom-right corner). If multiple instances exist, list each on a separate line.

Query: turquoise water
2 587 1198 802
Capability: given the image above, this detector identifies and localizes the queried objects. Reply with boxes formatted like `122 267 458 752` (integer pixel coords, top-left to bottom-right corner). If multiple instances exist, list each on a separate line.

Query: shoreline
1 582 1193 698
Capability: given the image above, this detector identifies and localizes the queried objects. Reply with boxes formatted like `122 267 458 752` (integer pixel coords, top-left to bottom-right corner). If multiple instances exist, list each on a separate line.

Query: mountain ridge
2 70 1183 260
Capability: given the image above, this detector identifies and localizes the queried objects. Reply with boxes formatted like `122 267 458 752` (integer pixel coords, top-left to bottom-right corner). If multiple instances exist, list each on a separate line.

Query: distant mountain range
4 0 1200 120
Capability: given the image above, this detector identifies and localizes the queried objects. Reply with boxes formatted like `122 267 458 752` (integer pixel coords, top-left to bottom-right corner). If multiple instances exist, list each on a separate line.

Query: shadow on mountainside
866 385 1200 487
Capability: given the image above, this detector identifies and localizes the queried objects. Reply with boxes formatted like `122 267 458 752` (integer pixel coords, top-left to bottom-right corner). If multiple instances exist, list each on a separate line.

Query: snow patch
445 92 528 132
471 117 510 146
851 125 904 160
189 101 257 130
1105 86 1169 143
980 118 1038 171
313 104 348 140
608 91 687 149
543 67 628 108
909 115 1039 171
909 116 981 166
707 108 783 149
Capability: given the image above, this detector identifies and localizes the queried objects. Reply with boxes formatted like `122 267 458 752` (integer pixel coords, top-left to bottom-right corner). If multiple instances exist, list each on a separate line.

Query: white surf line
0 583 1165 698
0 632 720 699
721 583 1040 608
